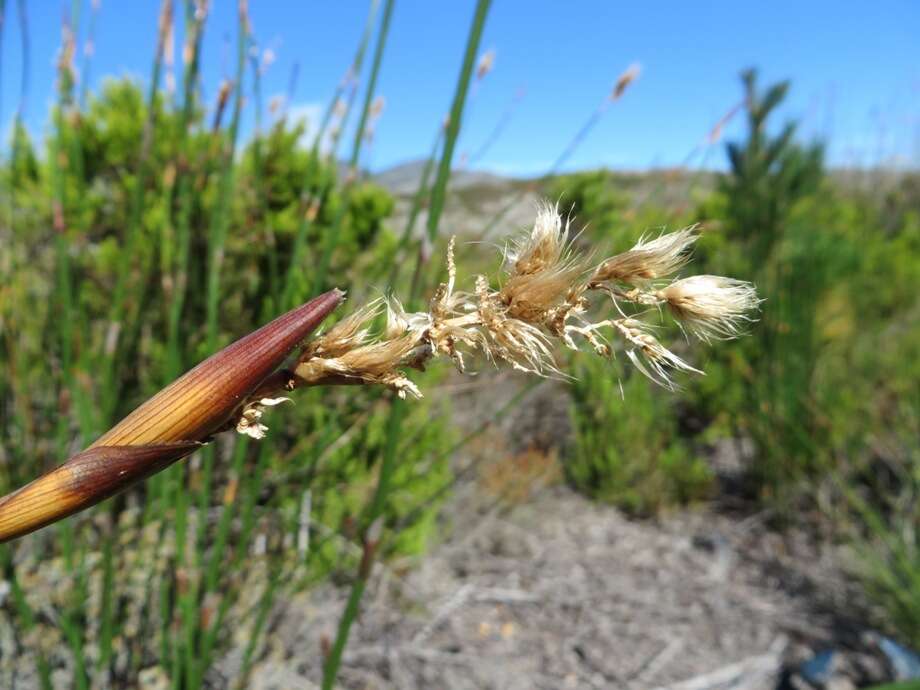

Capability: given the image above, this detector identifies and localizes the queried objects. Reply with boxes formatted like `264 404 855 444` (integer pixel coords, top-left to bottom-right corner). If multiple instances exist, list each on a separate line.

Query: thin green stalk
2 548 53 690
306 379 539 562
205 17 247 351
59 556 90 690
165 0 207 380
466 86 524 167
388 127 443 288
321 398 405 690
196 436 275 680
408 0 491 307
313 0 380 157
97 537 117 669
0 0 6 121
13 0 27 130
282 0 380 308
100 0 171 425
235 567 282 690
426 0 491 245
191 0 247 561
248 38 281 311
48 15 95 685
322 5 491 688
173 8 249 688
203 438 248 593
160 8 206 624
78 0 99 110
393 380 540 531
311 0 394 295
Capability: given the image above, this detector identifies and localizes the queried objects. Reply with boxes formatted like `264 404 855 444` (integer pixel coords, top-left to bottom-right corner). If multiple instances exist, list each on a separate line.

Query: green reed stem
0 0 6 121
281 0 380 309
389 127 443 288
315 0 380 156
100 0 171 424
393 380 540 530
192 0 247 565
1 547 53 690
426 1 490 244
97 536 117 669
247 39 281 312
322 4 491 688
236 566 282 690
408 0 491 307
174 8 248 689
321 396 405 690
78 0 99 110
165 0 206 380
205 20 247 350
311 0 393 294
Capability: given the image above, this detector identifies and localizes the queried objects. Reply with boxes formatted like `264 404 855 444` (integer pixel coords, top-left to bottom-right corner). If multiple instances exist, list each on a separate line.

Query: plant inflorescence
236 202 761 439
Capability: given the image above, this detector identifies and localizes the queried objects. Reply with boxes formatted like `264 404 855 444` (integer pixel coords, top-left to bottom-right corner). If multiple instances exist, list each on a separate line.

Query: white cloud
284 100 324 149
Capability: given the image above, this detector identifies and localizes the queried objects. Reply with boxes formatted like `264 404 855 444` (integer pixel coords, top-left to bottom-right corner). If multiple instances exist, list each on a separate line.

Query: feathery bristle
659 275 761 341
592 226 699 285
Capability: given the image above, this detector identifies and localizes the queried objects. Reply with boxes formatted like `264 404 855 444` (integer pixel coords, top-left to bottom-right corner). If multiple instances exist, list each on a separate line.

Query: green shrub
568 354 712 516
0 75 449 687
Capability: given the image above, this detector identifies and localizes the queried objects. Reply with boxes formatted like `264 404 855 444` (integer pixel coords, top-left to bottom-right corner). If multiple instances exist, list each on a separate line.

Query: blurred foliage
569 356 713 516
0 10 917 679
0 76 451 687
551 169 629 231
550 170 713 515
846 402 920 649
698 67 831 495
554 69 920 646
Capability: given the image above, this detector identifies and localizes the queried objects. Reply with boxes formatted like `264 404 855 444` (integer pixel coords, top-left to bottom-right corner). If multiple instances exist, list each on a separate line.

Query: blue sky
1 1 917 175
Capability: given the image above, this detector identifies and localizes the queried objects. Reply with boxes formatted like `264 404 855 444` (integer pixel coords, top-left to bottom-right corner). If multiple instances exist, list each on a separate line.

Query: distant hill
372 159 516 196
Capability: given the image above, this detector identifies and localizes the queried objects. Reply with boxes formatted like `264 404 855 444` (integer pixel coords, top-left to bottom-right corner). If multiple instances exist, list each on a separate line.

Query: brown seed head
611 62 641 101
591 227 698 285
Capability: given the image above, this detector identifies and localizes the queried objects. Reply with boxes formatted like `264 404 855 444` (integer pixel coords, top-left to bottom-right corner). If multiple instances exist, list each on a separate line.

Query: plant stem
311 0 394 295
282 0 381 309
409 0 492 307
321 397 404 690
321 4 491 688
100 0 171 425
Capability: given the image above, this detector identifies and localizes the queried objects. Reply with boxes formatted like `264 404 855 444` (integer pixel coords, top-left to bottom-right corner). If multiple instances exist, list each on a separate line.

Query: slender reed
478 62 641 240
311 0 394 295
389 126 443 288
320 2 492 687
165 0 208 380
78 0 99 109
282 0 381 309
100 0 172 426
179 5 249 685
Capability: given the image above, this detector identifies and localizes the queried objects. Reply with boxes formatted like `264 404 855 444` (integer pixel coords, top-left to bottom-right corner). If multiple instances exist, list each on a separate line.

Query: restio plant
4 0 916 686
0 202 760 540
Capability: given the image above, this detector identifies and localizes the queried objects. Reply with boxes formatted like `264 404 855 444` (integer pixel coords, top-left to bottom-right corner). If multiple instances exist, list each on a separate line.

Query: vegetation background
0 1 917 688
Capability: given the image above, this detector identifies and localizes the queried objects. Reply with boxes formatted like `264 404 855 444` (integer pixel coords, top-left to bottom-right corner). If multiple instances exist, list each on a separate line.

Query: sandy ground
236 483 865 690
229 378 869 690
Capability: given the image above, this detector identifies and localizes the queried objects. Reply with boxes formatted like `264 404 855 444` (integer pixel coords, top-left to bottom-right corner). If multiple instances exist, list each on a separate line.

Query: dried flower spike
591 227 698 285
286 202 759 400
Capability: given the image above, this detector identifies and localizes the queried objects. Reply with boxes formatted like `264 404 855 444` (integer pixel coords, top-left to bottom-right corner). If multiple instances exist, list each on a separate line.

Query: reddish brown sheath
93 289 345 447
0 289 344 542
0 443 199 542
